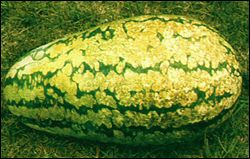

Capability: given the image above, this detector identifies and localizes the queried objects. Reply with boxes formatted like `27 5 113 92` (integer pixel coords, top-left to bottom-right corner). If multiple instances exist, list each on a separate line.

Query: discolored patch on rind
4 15 242 145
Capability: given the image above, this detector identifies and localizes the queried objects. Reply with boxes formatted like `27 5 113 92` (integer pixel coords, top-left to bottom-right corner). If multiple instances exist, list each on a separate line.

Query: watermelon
3 15 242 145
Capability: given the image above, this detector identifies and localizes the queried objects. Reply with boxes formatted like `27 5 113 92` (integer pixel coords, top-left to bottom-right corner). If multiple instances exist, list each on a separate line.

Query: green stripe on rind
5 86 233 120
6 88 235 137
169 60 239 77
4 57 240 90
6 15 233 70
12 97 239 145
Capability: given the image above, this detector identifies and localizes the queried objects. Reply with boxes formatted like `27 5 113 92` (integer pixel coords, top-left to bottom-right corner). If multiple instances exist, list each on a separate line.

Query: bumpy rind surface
4 15 242 145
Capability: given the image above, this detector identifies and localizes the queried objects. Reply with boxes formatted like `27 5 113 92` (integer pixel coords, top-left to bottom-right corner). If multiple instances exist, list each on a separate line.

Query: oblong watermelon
3 15 242 145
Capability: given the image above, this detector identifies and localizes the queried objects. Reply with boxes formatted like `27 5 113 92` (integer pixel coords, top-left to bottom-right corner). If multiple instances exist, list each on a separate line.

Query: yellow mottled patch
62 63 73 76
195 103 210 116
187 56 198 69
123 69 143 92
205 87 214 99
167 68 185 84
47 88 58 99
4 84 21 103
80 94 96 108
70 49 86 68
50 71 77 95
49 43 67 59
94 72 106 91
116 89 131 107
4 83 45 103
73 71 97 92
78 64 85 73
160 61 169 75
95 91 117 108
65 94 96 109
178 91 198 107
6 68 17 79
151 73 168 92
112 110 124 128
115 61 125 74
94 61 100 71
87 108 113 128
179 25 194 37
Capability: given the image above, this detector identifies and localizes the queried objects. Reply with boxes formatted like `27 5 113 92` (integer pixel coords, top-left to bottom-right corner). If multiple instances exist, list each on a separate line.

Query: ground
1 1 249 158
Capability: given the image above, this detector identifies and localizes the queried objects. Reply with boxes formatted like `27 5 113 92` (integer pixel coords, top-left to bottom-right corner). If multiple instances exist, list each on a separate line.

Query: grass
1 1 249 158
